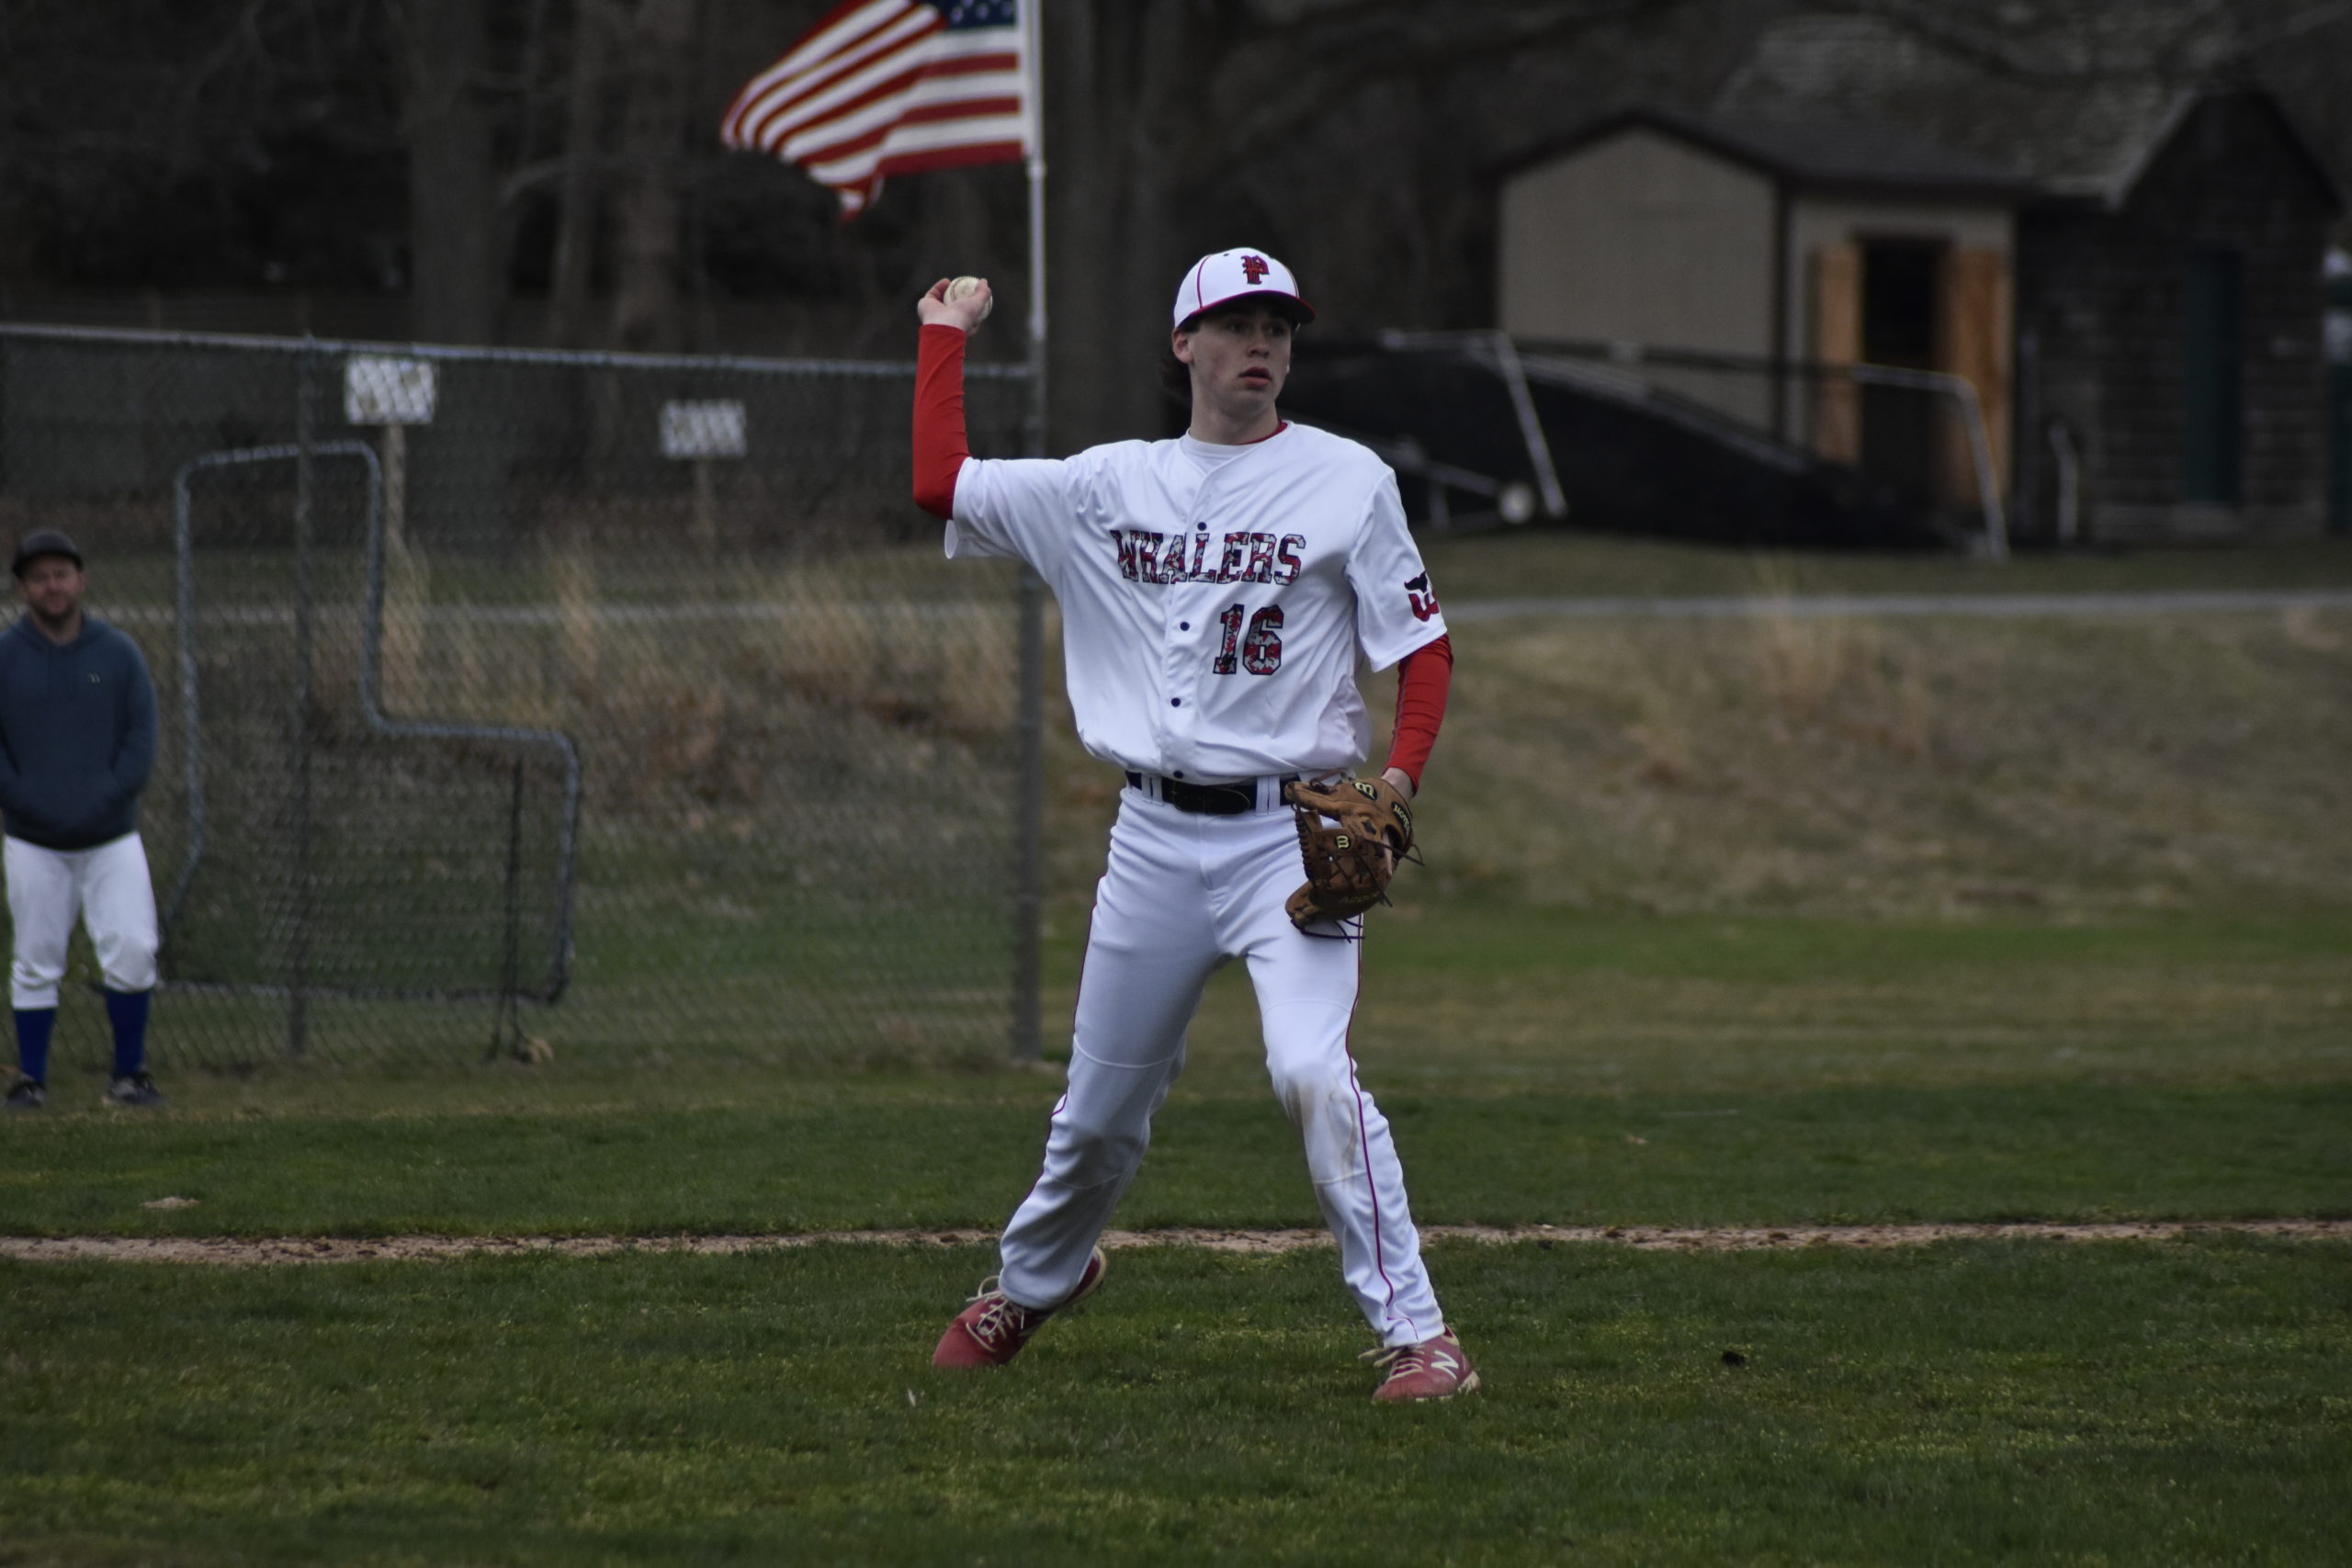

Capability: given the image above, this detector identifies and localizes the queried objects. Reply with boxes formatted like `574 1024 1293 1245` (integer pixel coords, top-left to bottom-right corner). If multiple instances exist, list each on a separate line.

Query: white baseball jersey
946 423 1448 782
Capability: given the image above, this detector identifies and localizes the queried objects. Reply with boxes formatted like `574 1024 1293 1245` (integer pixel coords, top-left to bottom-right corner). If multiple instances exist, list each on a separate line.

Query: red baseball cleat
1366 1328 1479 1402
932 1246 1108 1369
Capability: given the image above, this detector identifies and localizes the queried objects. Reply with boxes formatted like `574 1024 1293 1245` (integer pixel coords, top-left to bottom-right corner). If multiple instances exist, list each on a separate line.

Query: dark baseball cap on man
11 529 83 577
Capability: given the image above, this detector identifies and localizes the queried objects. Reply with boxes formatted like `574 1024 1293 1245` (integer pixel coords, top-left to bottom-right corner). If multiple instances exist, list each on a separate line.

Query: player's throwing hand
917 276 993 333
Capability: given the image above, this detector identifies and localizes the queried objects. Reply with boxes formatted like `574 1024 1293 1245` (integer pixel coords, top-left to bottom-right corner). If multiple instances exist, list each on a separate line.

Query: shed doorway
1860 238 1947 507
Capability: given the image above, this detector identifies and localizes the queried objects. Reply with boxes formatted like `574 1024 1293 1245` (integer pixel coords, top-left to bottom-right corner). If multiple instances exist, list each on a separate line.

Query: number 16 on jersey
1212 604 1284 675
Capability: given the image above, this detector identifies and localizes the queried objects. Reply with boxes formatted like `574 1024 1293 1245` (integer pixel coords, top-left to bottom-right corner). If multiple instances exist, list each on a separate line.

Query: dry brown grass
1042 604 2352 922
276 542 1021 824
1399 607 2352 917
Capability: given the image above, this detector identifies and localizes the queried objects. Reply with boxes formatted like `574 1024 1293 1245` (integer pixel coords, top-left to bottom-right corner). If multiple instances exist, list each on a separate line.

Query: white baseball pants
5 833 160 1009
997 784 1446 1348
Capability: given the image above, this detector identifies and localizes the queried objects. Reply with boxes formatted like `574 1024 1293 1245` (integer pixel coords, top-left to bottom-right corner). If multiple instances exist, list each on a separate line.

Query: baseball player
910 251 1469 1401
0 530 164 1111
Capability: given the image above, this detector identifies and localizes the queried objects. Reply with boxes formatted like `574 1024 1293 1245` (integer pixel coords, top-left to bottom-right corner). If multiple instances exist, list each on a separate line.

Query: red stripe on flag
910 50 1020 78
720 1 926 143
802 97 1020 170
735 14 941 143
875 140 1028 179
894 97 1023 126
750 61 930 152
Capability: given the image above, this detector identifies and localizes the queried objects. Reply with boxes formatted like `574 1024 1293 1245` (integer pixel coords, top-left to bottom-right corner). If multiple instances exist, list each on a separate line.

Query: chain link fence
0 323 1034 1070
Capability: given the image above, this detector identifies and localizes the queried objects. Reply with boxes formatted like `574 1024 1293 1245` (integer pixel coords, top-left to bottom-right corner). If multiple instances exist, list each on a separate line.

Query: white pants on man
996 784 1446 1348
5 832 159 1009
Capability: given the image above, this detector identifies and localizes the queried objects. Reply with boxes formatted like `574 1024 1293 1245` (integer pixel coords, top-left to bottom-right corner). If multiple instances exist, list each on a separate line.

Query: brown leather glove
1280 775 1414 928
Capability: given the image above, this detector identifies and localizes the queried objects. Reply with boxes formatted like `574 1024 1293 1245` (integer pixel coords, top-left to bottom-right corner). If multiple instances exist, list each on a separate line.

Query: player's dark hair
1159 342 1192 403
1159 300 1304 406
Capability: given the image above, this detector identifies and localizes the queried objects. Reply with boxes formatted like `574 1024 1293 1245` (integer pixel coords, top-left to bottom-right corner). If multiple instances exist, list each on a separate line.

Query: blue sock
105 990 151 1079
15 1008 56 1084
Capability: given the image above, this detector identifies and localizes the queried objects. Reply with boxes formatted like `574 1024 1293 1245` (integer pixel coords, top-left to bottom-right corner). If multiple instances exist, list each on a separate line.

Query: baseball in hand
945 276 993 321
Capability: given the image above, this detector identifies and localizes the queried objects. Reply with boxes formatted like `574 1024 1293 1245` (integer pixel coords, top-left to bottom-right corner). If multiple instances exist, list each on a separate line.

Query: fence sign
344 356 439 425
661 399 748 459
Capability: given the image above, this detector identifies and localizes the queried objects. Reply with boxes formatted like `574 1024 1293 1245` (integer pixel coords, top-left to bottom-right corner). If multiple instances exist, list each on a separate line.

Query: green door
2183 247 2244 506
2328 260 2350 534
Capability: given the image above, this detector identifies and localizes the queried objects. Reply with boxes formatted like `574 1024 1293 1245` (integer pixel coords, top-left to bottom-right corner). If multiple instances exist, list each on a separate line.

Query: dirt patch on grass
3 1220 2345 1266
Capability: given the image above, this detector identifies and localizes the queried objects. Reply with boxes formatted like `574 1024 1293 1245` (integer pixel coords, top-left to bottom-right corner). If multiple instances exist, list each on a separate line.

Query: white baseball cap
1170 248 1316 330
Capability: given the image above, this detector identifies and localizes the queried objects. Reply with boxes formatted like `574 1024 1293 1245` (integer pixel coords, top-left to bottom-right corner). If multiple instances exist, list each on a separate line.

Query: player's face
1174 305 1295 412
17 556 85 624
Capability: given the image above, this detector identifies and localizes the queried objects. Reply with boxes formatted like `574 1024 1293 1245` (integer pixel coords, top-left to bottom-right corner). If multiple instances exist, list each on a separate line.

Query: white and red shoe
931 1246 1108 1369
1367 1328 1479 1402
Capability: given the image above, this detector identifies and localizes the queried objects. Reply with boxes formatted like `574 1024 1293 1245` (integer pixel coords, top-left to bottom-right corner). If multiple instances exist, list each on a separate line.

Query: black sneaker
105 1072 166 1108
4 1076 45 1111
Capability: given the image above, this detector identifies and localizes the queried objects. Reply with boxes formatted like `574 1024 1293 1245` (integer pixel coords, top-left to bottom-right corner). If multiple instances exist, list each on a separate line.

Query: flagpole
1020 0 1048 457
1010 0 1048 1061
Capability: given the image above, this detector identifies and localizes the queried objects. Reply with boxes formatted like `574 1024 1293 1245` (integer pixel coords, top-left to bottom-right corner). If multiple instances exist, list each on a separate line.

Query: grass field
8 905 2351 1237
8 1241 2347 1566
6 534 2352 1563
6 899 2350 1564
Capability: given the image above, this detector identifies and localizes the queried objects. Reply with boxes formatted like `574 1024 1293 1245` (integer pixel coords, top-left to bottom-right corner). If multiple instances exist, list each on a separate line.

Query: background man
910 252 1468 1401
1 530 164 1110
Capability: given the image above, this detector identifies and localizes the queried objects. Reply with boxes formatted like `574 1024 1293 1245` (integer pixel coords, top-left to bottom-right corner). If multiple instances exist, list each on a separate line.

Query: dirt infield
3 1220 2346 1266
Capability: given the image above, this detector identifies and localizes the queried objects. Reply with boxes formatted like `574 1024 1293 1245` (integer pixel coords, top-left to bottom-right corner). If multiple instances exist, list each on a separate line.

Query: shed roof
1713 13 2339 210
1530 106 2040 201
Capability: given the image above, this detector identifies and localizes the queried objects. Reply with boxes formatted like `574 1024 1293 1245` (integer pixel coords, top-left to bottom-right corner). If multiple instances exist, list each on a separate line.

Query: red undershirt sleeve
912 322 970 519
1384 634 1453 790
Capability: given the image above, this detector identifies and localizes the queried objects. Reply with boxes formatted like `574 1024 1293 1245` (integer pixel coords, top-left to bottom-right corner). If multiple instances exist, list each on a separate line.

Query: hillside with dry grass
1043 539 2352 922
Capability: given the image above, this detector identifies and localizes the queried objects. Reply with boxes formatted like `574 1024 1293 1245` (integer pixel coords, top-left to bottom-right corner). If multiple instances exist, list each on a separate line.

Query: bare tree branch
1807 0 2352 84
1190 0 1723 180
2230 0 2352 52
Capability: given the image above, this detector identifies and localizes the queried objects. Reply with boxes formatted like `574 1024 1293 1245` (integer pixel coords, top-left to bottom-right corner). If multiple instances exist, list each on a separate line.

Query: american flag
720 0 1029 220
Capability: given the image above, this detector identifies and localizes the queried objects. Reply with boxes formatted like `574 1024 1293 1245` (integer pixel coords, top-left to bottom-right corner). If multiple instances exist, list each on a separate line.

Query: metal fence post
489 759 526 1060
1009 251 1049 1062
1012 570 1045 1061
288 346 319 1058
1487 332 1567 521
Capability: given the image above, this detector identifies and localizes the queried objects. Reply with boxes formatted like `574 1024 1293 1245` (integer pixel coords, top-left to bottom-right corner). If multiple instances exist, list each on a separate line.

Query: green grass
3 1082 2346 1237
6 908 2346 1565
9 904 2347 1236
5 1240 2348 1566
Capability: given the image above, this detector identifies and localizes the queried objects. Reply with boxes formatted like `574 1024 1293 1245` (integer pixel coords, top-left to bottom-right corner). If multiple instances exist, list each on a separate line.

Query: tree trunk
1044 0 1227 451
547 0 612 348
401 0 502 345
608 0 699 355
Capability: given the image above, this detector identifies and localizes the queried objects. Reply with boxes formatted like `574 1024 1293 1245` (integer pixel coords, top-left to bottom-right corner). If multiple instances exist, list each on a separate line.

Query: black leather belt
1125 771 1295 815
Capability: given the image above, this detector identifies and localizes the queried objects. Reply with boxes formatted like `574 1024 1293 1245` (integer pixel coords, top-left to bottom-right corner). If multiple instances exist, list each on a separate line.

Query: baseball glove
1281 775 1415 929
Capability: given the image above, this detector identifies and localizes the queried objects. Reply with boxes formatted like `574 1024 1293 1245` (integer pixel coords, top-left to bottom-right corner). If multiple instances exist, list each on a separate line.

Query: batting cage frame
0 322 1041 1069
166 434 585 1056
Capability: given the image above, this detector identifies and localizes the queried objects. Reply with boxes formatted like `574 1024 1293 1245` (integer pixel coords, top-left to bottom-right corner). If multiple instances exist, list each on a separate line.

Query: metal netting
0 324 1033 1068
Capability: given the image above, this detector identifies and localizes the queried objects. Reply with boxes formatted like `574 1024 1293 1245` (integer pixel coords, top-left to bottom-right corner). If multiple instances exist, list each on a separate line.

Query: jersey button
1170 698 1182 707
1173 772 1185 779
1179 622 1190 630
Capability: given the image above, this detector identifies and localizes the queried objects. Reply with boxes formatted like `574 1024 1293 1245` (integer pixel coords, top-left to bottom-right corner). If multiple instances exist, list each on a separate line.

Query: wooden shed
1709 12 2345 542
2012 89 2344 539
1498 107 2033 523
